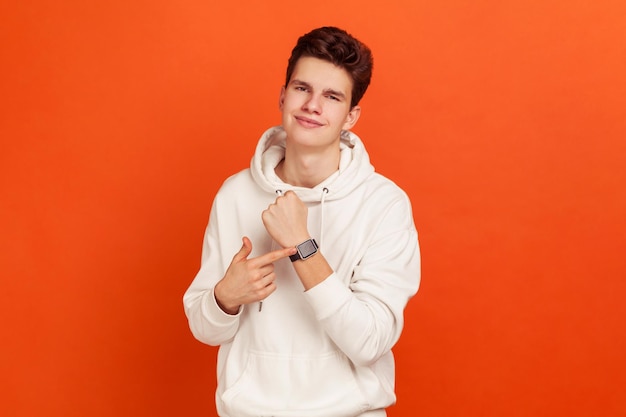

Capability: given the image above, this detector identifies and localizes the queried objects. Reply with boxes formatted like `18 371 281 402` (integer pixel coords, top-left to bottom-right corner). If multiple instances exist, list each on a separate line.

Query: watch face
298 239 318 259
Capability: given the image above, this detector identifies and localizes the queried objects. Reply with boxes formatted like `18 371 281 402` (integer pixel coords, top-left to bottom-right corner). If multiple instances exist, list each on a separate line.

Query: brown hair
285 26 373 108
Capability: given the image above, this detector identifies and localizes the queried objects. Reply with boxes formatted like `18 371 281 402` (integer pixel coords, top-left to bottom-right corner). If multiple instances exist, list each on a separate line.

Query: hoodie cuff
201 288 243 325
303 272 351 320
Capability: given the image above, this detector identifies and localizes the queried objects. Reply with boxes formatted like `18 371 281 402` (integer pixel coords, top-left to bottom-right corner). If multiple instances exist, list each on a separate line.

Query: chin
285 124 318 140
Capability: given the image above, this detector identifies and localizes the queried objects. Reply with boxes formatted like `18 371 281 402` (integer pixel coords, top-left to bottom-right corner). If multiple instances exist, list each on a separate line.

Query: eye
294 86 308 92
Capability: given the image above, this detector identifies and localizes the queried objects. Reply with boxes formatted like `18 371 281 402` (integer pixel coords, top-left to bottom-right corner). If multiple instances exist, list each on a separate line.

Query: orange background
1 1 625 416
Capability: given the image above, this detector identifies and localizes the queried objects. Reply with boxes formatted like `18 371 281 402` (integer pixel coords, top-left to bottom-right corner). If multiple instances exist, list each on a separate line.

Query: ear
342 105 361 130
278 86 286 111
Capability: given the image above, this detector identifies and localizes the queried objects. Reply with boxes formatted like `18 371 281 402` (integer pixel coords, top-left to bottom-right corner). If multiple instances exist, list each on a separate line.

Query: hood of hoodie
250 126 375 202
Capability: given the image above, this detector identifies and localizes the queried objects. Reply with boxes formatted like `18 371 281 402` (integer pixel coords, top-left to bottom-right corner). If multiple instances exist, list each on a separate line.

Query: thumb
232 236 253 262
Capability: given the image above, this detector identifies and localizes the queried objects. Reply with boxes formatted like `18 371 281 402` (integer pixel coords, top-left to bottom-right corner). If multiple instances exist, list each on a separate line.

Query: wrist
214 282 239 315
286 234 312 248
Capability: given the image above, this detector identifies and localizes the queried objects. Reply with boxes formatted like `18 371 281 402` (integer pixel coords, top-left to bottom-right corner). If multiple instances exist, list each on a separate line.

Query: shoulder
214 169 268 206
211 169 252 204
365 173 412 205
355 173 416 230
220 168 253 190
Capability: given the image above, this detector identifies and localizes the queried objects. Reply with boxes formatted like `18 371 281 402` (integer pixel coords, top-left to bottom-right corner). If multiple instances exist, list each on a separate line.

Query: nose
302 94 322 114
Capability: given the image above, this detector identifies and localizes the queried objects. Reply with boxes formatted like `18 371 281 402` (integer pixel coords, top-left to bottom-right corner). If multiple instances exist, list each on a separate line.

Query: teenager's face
279 56 361 150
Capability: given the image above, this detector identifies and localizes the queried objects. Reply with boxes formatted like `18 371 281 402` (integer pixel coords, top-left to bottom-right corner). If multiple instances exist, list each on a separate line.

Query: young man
183 26 420 416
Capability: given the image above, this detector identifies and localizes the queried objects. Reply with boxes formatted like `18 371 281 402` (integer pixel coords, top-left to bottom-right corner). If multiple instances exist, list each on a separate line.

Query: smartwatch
289 239 318 262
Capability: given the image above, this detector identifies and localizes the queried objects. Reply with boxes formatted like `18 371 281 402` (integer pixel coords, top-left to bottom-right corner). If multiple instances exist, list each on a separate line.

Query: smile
295 116 323 128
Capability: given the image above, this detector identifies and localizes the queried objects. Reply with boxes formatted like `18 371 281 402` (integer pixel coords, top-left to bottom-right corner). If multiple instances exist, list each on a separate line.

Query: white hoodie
183 126 420 417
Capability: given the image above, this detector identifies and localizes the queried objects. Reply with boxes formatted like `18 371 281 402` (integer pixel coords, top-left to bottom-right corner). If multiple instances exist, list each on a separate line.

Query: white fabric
183 126 420 416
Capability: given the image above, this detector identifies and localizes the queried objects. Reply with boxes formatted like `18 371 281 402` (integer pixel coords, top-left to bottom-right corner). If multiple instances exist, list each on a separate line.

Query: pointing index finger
251 246 297 266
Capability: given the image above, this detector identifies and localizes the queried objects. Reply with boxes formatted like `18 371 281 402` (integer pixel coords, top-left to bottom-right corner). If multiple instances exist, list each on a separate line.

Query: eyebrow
290 79 347 100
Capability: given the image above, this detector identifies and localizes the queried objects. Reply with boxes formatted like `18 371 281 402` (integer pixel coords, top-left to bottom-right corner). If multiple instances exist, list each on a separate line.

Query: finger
284 190 301 202
232 236 253 262
251 246 297 267
258 281 277 299
257 264 274 278
257 272 276 289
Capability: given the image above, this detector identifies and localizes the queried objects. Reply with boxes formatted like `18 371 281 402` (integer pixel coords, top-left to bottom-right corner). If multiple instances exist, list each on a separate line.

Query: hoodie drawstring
320 187 329 248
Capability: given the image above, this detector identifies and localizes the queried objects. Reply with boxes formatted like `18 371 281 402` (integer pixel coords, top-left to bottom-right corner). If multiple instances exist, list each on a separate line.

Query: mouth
295 116 323 128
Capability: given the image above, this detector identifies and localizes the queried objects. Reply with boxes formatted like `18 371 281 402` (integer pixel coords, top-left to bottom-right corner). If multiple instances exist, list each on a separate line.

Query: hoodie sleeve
182 199 242 346
303 193 421 366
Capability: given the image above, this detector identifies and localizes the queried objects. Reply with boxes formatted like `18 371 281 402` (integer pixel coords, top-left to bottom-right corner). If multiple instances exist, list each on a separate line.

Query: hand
261 191 310 248
214 237 296 314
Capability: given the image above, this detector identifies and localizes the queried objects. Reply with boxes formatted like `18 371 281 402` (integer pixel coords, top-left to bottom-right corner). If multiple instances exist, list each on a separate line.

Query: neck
276 145 340 188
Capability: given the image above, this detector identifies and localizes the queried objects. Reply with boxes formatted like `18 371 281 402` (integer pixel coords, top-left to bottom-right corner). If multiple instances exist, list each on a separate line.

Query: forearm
299 230 420 366
290 250 334 290
303 273 399 366
291 252 390 364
